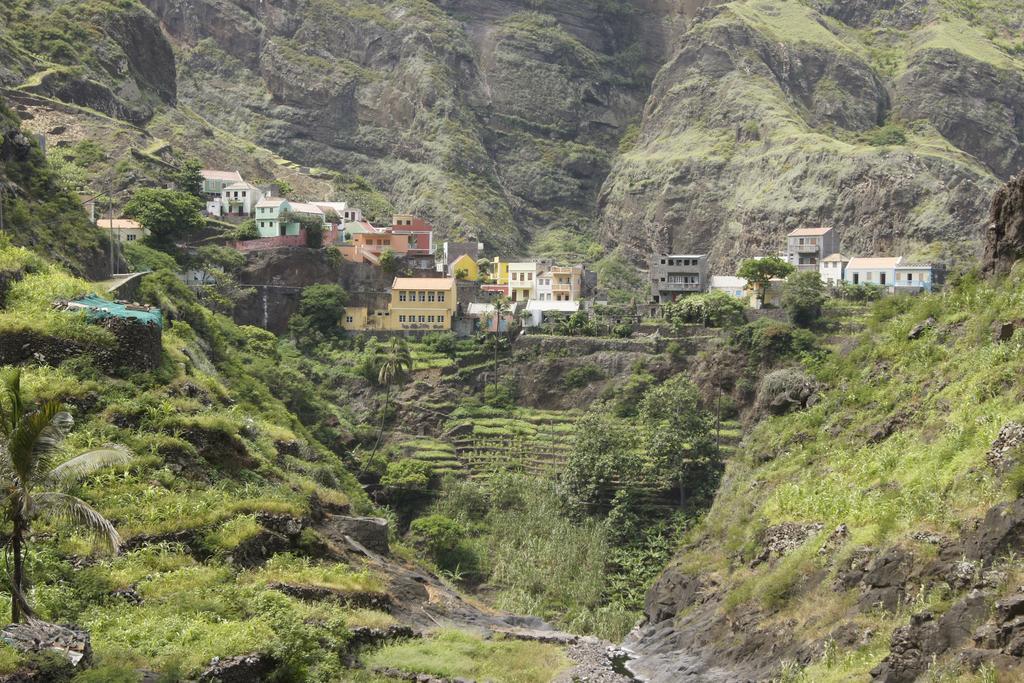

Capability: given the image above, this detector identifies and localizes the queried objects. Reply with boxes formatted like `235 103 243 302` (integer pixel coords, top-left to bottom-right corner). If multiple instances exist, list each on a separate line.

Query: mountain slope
599 0 1024 269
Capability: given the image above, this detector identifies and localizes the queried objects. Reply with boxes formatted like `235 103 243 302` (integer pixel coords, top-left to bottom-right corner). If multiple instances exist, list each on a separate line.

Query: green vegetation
364 629 570 683
123 188 205 249
782 271 826 327
287 283 348 344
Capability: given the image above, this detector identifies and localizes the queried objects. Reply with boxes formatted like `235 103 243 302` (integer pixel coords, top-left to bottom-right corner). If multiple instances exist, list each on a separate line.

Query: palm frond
32 492 120 550
0 369 22 438
7 402 63 487
47 446 133 486
32 410 73 474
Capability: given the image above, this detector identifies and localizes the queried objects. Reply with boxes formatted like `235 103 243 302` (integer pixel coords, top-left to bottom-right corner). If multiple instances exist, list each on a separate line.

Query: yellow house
450 254 479 281
491 257 509 285
341 277 457 333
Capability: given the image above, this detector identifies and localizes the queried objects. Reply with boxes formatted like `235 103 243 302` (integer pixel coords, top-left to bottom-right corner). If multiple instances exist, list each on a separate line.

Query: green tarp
67 294 163 328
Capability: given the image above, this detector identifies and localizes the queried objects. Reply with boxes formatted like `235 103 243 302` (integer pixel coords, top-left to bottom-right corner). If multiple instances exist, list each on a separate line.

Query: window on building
438 315 444 323
126 234 136 241
428 315 435 323
528 273 533 281
428 292 436 302
399 292 407 302
418 315 425 322
419 292 426 302
346 316 354 323
438 293 445 302
399 315 406 323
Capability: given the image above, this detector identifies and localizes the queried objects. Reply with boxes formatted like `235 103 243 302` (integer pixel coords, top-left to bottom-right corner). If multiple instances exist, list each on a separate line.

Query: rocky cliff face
135 0 675 252
599 0 1024 269
984 173 1024 277
2 0 1019 262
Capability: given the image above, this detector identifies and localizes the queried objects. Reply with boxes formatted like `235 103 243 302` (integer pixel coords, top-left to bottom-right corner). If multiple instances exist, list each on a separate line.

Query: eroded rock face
984 173 1024 277
597 3 1001 270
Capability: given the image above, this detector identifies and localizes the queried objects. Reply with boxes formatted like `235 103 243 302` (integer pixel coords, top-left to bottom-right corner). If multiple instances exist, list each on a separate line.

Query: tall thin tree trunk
371 383 391 458
11 518 22 624
493 333 499 389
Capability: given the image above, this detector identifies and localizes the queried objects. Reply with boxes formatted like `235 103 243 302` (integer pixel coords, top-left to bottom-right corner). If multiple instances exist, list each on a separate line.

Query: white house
709 275 748 299
819 253 850 286
524 300 580 327
844 257 902 288
220 181 264 217
98 218 148 243
894 261 935 292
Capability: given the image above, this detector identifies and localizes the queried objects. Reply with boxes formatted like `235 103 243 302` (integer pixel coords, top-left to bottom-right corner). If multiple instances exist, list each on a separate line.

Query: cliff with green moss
5 0 1019 261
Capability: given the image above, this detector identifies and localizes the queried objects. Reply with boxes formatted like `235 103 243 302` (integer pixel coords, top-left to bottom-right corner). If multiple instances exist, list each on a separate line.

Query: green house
254 198 326 238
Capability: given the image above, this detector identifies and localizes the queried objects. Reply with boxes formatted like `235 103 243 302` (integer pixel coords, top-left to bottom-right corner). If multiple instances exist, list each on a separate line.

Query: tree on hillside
288 284 348 344
737 256 795 306
489 297 512 388
476 258 492 281
367 337 414 465
0 369 132 622
638 375 717 509
379 248 400 276
123 188 204 249
170 158 204 199
782 271 826 327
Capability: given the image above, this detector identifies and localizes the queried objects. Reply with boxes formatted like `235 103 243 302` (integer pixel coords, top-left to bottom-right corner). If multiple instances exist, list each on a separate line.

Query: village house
819 253 850 286
219 181 264 218
342 277 457 333
97 218 148 243
254 198 325 238
536 265 584 302
389 214 434 257
709 275 748 299
508 262 542 302
440 241 482 276
844 257 936 292
524 299 580 327
201 170 243 199
450 254 479 280
649 253 709 303
784 227 838 272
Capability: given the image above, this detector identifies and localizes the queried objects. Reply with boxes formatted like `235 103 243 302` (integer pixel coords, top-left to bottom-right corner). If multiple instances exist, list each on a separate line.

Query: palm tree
490 297 512 389
0 370 131 622
368 337 414 464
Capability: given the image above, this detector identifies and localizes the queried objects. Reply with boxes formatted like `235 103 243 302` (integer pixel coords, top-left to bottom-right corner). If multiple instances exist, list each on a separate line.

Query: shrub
562 364 605 389
612 323 633 338
380 459 433 493
663 292 746 329
755 367 814 411
483 382 516 408
410 514 466 560
782 271 825 327
730 319 817 365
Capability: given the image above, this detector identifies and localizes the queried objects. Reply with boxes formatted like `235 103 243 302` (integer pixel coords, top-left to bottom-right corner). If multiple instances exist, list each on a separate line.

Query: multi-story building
389 214 434 257
508 262 540 302
341 277 457 333
536 265 584 302
219 181 264 217
784 227 838 272
649 254 709 303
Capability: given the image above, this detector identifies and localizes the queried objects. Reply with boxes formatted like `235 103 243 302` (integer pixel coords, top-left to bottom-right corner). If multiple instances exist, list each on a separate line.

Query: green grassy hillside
640 268 1024 680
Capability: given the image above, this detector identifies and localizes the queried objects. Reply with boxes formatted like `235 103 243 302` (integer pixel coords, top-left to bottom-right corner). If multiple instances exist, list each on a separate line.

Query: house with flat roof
649 254 709 303
389 214 433 257
785 227 838 272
